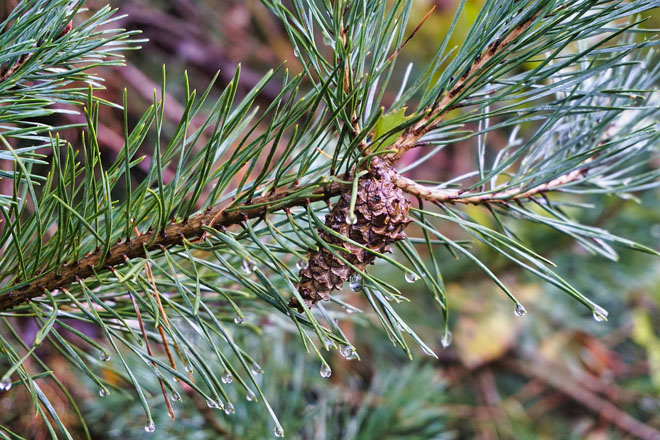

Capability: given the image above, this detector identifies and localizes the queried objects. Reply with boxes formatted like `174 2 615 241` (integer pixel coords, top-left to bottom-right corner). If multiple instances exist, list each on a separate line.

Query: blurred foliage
76 334 451 439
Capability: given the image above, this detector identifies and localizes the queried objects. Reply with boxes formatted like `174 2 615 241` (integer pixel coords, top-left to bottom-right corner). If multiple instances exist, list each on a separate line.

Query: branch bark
509 360 660 440
386 13 537 164
0 183 344 311
394 159 591 205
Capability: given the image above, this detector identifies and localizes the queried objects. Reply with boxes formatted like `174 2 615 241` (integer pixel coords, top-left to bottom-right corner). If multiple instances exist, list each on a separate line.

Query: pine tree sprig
385 7 541 164
2 0 660 435
394 158 592 204
0 181 347 311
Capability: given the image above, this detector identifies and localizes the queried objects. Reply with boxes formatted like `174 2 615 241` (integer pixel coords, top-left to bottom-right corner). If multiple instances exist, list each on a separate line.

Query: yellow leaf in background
632 309 654 345
632 309 660 390
454 313 523 369
448 280 538 369
372 107 414 152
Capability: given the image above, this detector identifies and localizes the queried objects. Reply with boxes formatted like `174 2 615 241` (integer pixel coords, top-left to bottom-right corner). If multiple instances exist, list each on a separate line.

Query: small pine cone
292 161 411 310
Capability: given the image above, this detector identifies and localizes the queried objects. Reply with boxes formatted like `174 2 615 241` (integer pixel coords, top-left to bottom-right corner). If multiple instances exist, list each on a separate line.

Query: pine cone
292 161 411 310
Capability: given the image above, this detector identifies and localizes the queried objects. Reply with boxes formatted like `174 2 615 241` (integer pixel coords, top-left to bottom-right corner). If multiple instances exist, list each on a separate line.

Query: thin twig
508 359 660 440
387 6 436 63
113 271 175 420
386 13 538 164
0 53 32 83
144 261 182 379
0 20 71 83
394 159 591 205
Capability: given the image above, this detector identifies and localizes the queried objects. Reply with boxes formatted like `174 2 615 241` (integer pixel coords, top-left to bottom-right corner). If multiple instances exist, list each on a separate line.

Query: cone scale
292 160 411 309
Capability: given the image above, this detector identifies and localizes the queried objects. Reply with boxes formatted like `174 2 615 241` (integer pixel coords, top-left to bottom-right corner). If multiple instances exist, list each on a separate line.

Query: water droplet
514 303 527 317
184 363 194 373
349 273 363 292
323 337 337 351
206 399 218 408
650 224 660 238
246 391 256 402
404 272 419 283
234 314 245 324
99 388 109 397
592 305 608 322
293 47 300 58
274 426 285 437
441 331 453 348
251 362 263 375
100 351 111 362
171 391 181 401
345 214 358 225
0 378 12 391
640 397 658 412
296 259 309 270
339 345 357 360
144 421 156 433
224 402 235 415
320 364 332 378
344 307 354 315
222 371 233 384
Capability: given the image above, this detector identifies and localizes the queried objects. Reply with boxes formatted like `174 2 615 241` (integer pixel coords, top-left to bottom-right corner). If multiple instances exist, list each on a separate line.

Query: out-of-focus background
2 0 660 439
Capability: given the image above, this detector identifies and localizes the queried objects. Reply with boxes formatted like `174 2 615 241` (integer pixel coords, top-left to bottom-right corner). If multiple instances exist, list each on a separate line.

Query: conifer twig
393 159 592 205
0 20 72 83
0 53 32 82
386 12 538 164
0 182 344 311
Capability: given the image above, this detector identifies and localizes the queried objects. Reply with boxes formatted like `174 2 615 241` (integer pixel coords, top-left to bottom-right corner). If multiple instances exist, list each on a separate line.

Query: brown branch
386 13 538 164
0 53 32 83
394 159 591 205
509 359 660 440
0 183 344 311
190 390 235 439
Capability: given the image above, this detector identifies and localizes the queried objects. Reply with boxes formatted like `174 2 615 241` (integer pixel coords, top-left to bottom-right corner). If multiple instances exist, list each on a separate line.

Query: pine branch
2 0 658 311
394 159 592 205
385 10 539 164
0 182 345 311
0 4 562 311
2 0 660 435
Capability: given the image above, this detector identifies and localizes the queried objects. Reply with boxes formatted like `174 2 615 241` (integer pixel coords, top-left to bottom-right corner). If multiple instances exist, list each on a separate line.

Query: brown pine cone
291 160 411 310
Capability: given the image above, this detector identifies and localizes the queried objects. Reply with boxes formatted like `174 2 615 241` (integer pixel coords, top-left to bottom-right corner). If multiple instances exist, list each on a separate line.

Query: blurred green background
2 1 660 439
